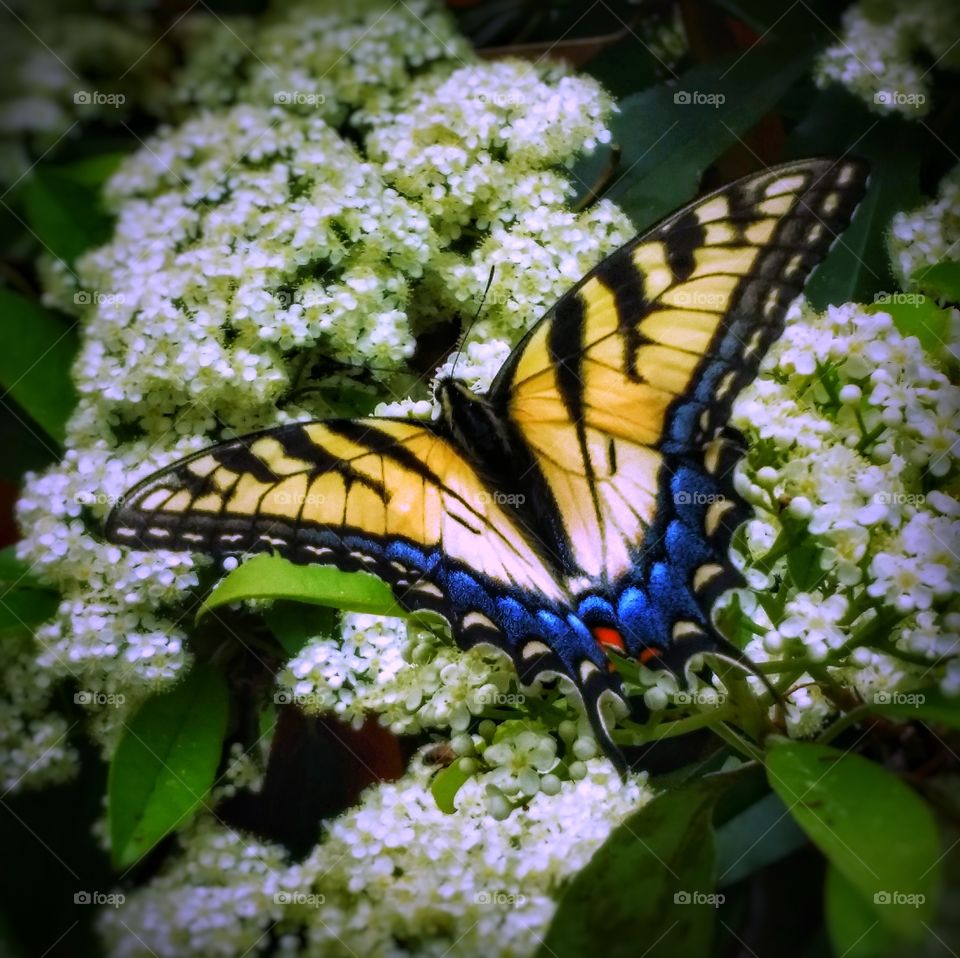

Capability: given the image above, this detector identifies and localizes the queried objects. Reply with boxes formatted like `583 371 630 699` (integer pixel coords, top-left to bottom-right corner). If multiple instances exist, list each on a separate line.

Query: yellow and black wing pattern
487 156 869 678
106 158 869 770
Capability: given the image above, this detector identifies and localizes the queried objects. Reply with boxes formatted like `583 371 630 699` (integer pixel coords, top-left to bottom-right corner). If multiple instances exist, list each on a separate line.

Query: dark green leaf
786 540 823 591
788 89 922 308
0 588 59 637
767 741 940 938
20 163 114 265
0 288 78 444
715 790 808 887
864 687 960 731
264 600 338 658
431 762 472 814
912 261 960 303
574 41 813 229
198 554 403 623
108 664 229 868
825 864 895 958
538 771 743 958
0 546 47 589
0 397 59 480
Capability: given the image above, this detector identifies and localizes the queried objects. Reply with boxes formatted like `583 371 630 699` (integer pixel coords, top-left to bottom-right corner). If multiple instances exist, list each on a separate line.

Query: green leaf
0 289 78 444
0 546 46 589
766 741 940 938
108 664 229 868
263 600 338 658
912 261 960 303
431 762 472 814
0 588 59 637
20 163 114 265
788 89 922 308
715 791 807 888
197 553 403 623
825 864 894 958
574 41 813 230
786 540 823 591
865 294 949 354
864 687 960 732
537 771 743 958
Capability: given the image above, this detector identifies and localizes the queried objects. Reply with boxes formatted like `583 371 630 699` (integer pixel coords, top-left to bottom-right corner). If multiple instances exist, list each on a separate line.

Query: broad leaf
0 289 78 444
913 261 960 303
108 664 229 868
431 762 472 815
198 553 403 623
864 687 960 732
767 741 940 939
573 41 813 229
0 588 59 637
825 864 895 958
264 600 338 658
537 771 743 958
865 295 949 354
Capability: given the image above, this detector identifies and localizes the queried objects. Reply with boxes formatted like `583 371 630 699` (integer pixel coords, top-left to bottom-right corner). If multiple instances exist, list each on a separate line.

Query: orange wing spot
639 647 661 664
592 626 626 652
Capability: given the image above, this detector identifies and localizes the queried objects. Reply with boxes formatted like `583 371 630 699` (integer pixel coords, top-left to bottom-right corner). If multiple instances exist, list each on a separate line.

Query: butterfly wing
105 418 627 758
489 157 869 663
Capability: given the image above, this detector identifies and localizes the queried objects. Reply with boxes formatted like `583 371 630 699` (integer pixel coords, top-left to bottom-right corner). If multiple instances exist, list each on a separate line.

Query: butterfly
105 157 869 770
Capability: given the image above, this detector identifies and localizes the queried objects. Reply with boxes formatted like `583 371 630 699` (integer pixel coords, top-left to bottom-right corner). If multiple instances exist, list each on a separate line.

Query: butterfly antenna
450 265 496 381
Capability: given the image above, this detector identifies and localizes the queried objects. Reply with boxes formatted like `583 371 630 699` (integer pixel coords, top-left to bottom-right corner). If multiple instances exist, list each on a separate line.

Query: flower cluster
98 754 649 958
814 0 960 117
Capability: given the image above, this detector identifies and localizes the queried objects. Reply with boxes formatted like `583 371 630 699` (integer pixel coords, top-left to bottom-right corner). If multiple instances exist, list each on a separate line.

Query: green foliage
108 665 229 868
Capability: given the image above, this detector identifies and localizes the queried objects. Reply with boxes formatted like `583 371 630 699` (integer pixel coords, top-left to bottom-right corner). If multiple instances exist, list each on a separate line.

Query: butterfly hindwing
489 157 869 658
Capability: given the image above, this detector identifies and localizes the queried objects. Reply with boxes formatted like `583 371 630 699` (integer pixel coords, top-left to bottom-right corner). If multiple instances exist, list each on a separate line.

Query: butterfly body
106 158 870 768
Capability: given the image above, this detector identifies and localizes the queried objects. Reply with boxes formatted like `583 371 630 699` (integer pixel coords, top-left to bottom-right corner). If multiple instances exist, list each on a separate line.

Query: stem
817 704 874 745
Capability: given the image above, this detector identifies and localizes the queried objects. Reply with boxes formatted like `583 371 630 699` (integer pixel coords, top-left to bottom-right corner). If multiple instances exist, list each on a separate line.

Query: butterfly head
434 376 510 463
